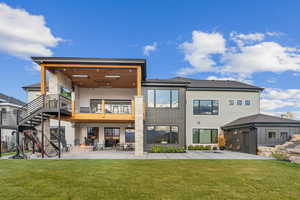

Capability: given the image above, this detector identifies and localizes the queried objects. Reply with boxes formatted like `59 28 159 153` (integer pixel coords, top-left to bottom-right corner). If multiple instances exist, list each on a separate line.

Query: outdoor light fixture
72 74 89 78
104 75 120 78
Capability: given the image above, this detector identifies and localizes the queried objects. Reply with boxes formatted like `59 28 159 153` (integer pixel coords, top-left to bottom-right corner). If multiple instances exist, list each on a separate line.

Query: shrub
272 153 290 161
218 134 226 148
150 145 185 153
188 145 212 150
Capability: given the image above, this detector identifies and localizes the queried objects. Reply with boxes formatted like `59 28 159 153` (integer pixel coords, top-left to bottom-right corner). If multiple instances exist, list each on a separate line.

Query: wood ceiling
50 68 137 88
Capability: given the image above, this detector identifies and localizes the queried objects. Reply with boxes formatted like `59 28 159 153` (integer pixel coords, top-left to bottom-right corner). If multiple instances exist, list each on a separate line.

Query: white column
134 96 144 156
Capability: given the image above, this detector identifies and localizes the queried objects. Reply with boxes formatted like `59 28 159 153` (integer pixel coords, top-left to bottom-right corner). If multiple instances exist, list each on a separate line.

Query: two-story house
18 57 300 157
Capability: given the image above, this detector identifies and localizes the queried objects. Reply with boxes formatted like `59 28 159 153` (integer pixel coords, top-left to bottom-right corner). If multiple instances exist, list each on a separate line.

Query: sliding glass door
104 128 120 147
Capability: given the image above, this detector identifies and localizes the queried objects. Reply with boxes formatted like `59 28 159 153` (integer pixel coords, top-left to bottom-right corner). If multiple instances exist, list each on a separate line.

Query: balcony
70 100 135 122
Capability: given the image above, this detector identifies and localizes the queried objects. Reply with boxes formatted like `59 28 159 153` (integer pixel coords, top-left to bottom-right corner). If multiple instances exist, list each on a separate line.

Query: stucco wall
48 71 72 94
77 87 135 108
186 90 260 146
27 91 41 102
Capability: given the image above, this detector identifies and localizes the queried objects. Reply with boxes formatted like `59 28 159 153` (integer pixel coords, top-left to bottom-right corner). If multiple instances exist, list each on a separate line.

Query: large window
147 89 179 108
125 128 135 143
146 125 178 144
193 100 219 115
192 129 218 144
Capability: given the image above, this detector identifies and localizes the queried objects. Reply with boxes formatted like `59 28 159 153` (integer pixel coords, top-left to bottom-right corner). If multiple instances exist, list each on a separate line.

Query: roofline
222 122 300 130
142 81 188 87
31 57 147 80
187 87 263 92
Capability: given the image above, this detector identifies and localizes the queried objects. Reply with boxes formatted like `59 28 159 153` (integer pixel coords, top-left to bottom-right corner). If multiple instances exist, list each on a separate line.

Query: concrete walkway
50 150 274 160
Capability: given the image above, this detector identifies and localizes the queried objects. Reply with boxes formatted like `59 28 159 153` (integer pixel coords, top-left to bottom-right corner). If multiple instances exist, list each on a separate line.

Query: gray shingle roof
222 113 300 129
22 82 48 90
0 93 25 106
145 77 263 91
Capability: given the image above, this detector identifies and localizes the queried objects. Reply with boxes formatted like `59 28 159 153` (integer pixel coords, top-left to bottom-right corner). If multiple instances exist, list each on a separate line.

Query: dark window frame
192 128 218 144
193 100 219 115
245 100 251 106
237 100 243 106
145 125 179 144
268 132 276 139
125 128 135 143
280 132 288 139
147 89 179 109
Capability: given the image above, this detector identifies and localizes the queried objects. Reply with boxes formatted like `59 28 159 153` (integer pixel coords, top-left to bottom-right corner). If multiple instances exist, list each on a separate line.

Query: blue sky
0 0 300 118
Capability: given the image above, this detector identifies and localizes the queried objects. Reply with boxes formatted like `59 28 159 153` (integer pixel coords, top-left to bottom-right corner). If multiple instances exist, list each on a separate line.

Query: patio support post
58 96 61 158
40 64 47 95
41 112 44 158
0 124 2 158
31 120 35 154
15 110 20 157
0 111 2 157
134 96 144 156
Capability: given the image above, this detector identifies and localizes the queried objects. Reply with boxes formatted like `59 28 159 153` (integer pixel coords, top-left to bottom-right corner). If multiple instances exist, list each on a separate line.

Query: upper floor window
245 100 251 105
147 89 179 108
237 100 242 105
193 100 219 115
229 100 234 106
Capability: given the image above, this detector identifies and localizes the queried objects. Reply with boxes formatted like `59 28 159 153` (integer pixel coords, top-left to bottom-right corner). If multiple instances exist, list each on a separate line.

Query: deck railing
80 100 133 114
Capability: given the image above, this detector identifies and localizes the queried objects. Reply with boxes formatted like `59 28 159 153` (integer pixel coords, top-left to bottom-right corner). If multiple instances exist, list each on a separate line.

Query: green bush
188 145 212 150
272 153 289 161
150 146 185 153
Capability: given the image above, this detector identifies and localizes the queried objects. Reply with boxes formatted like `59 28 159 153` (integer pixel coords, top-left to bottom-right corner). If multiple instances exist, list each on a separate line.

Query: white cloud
230 32 265 46
0 3 62 58
177 31 226 75
266 32 283 37
143 42 157 56
177 31 300 78
261 88 300 111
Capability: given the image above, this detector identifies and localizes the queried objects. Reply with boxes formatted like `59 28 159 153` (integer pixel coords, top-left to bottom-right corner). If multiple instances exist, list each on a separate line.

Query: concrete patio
48 150 274 160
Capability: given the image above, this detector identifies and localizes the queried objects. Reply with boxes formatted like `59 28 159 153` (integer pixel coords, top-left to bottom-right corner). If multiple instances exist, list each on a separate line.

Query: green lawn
0 160 299 200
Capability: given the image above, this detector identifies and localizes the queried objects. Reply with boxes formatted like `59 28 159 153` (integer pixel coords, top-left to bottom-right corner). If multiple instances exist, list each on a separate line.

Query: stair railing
17 94 45 124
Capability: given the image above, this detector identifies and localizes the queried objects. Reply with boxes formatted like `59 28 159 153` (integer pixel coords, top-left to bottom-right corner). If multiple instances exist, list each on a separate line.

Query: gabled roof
31 57 147 80
144 77 263 91
222 114 300 129
0 93 25 106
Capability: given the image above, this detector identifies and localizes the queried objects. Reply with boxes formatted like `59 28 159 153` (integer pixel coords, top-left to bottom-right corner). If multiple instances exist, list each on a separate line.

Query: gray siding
224 128 257 154
257 127 300 146
142 87 186 151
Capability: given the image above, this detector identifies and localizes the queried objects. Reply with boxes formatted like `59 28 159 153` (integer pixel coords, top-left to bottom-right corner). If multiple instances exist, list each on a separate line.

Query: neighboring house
222 114 300 154
0 93 25 152
15 56 300 156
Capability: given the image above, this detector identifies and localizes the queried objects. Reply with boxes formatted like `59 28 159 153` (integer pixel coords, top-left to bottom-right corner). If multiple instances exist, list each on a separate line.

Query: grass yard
0 160 299 200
